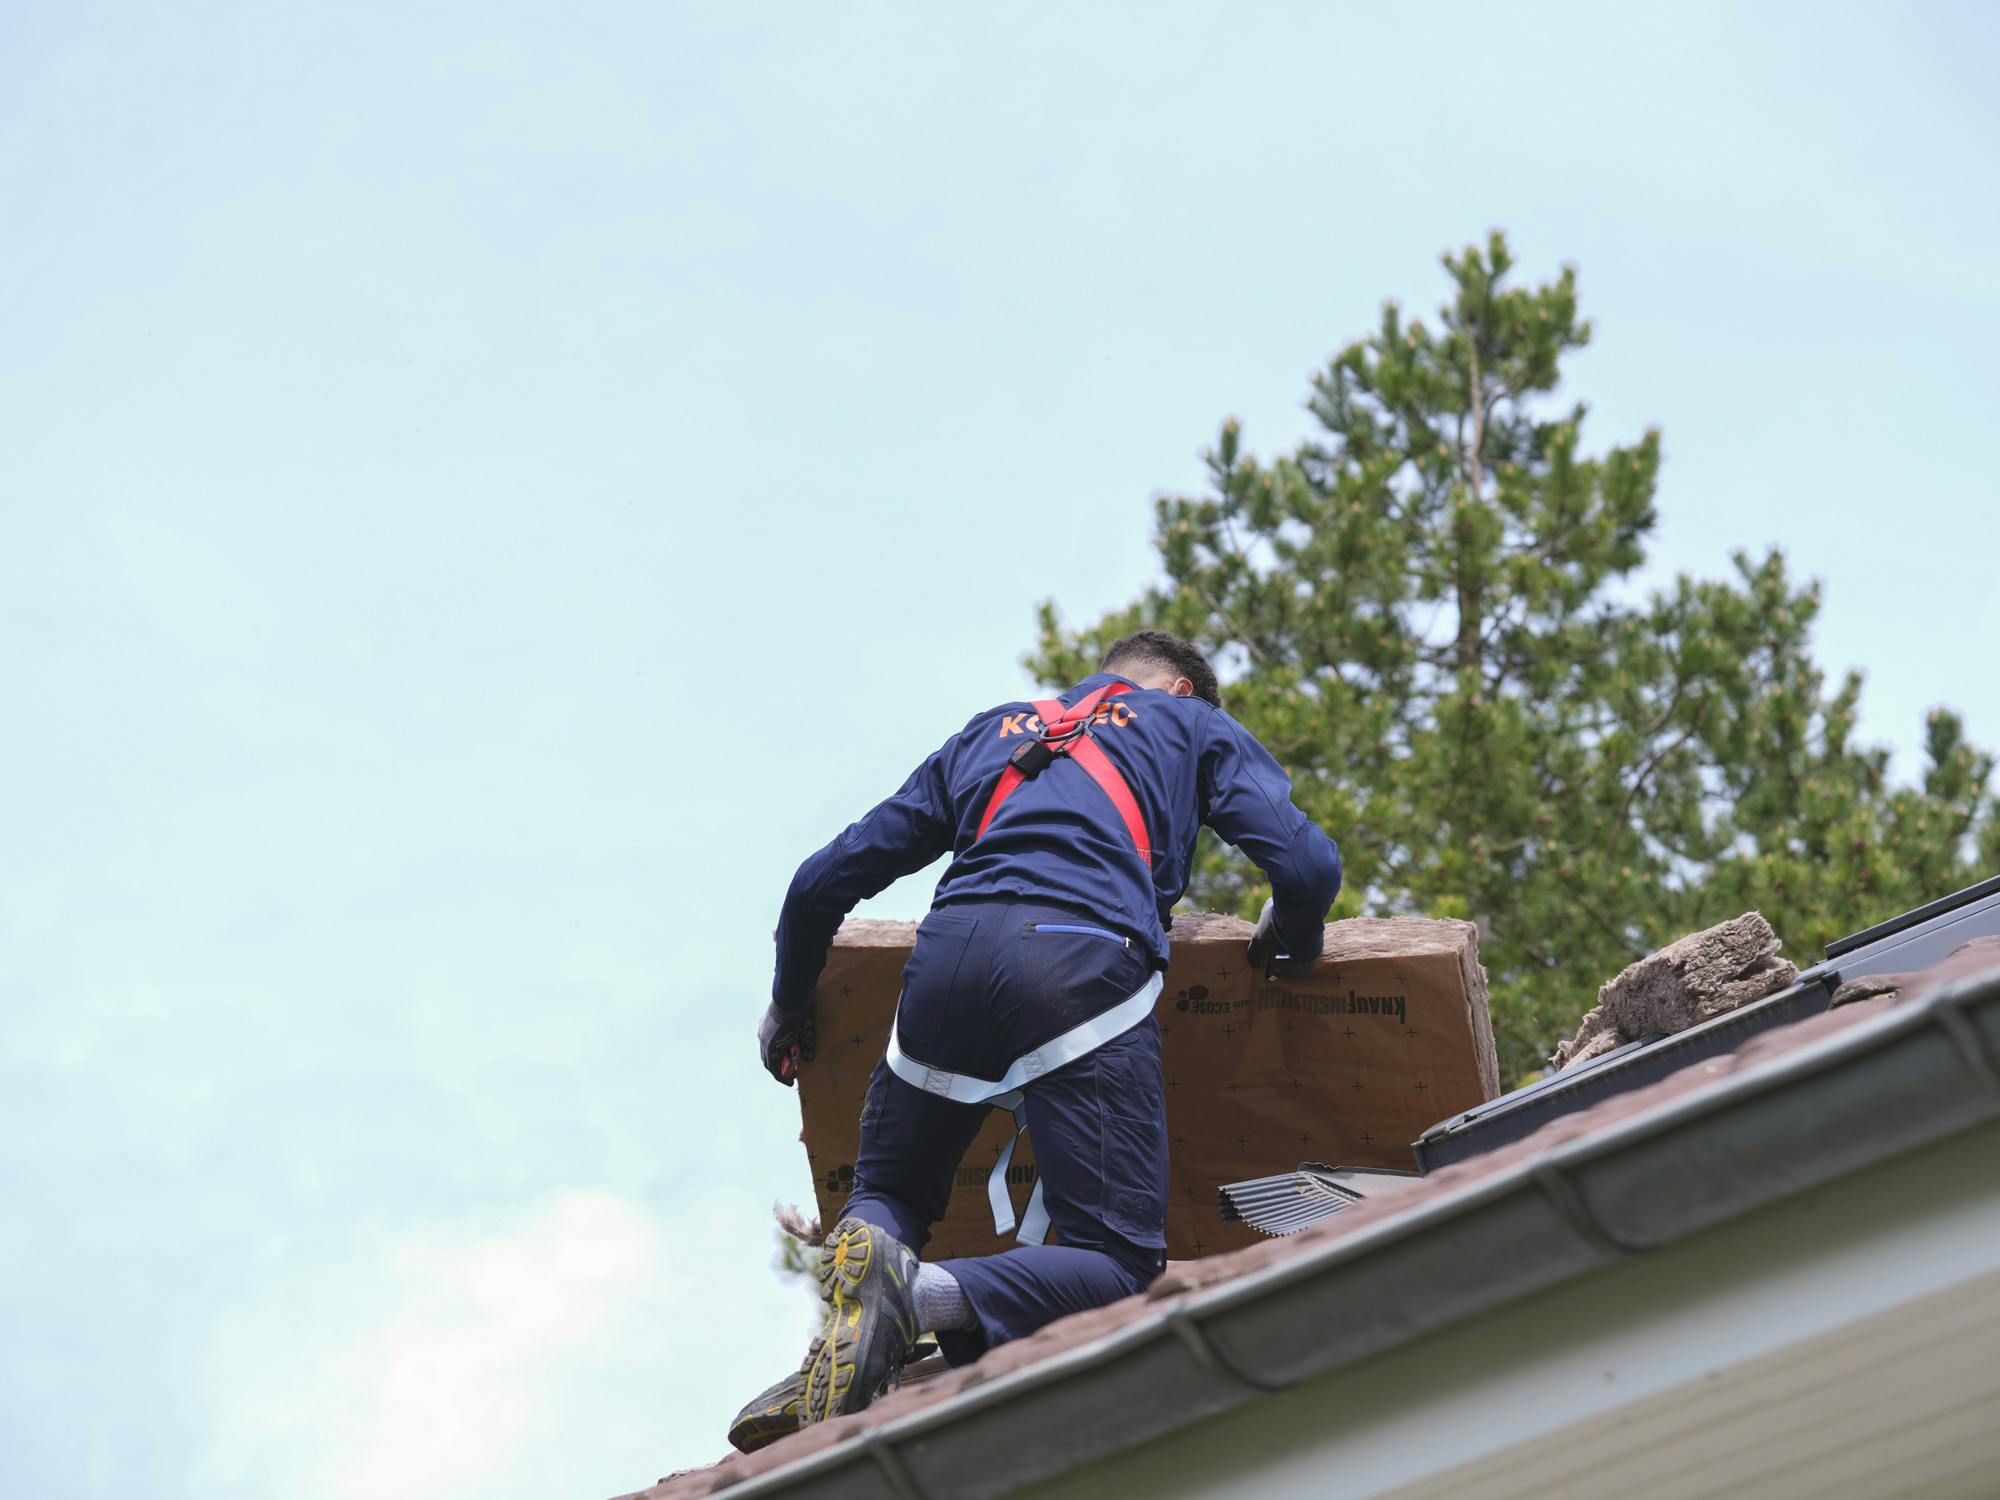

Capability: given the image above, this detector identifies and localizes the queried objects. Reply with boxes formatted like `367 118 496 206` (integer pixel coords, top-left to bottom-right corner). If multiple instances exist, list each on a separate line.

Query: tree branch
1605 699 1706 860
1192 581 1270 666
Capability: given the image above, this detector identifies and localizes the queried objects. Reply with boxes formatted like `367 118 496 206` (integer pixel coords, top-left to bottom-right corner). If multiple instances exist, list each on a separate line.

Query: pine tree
1031 233 1997 1084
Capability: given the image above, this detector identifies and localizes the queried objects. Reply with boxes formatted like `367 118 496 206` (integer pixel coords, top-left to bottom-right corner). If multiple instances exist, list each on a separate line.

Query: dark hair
1100 629 1221 707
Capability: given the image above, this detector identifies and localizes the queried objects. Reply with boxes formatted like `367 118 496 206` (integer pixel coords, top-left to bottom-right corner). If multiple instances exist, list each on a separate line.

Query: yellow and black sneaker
727 1368 806 1454
728 1335 937 1454
801 1216 922 1425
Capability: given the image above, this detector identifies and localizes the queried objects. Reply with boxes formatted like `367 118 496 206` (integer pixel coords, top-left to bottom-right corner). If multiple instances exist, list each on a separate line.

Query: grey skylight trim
1825 870 2000 960
685 965 2000 1500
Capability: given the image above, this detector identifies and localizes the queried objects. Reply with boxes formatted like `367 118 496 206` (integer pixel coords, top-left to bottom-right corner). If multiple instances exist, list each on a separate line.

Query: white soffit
1033 1117 2000 1500
1391 1258 2000 1500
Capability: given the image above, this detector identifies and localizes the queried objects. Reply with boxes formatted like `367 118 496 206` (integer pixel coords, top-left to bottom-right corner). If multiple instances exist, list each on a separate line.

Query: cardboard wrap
795 911 1496 1261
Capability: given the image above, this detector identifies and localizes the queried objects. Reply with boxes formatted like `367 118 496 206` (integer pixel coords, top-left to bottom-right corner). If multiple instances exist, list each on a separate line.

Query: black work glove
757 1002 816 1086
1246 898 1322 981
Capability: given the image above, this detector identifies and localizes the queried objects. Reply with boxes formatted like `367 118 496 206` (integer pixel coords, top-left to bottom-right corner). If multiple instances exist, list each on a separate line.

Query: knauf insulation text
1255 986 1407 1023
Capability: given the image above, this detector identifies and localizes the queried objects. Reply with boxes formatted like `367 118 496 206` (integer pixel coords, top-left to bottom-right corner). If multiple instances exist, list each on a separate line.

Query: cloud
202 1187 819 1500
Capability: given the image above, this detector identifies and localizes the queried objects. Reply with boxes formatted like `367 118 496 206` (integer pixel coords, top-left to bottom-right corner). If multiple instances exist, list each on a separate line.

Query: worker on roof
742 629 1341 1441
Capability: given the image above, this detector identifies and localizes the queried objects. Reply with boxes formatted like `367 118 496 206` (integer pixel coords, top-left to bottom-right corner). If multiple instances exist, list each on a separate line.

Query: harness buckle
1008 738 1056 778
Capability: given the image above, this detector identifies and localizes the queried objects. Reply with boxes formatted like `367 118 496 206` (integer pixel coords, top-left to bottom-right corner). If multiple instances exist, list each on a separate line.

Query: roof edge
656 963 2000 1500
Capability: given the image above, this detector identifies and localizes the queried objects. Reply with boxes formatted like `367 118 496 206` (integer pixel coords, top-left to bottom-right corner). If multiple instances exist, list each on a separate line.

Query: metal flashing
1412 975 1835 1170
1219 1165 1425 1237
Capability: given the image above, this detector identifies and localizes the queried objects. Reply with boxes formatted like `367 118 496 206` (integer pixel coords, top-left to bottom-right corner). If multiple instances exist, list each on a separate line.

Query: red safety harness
974 682 1152 866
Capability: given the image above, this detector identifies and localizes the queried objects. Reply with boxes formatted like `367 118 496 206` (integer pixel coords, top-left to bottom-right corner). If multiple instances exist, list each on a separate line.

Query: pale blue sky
3 4 1995 1497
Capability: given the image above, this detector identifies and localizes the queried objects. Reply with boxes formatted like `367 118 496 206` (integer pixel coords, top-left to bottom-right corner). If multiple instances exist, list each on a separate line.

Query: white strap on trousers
883 971 1164 1245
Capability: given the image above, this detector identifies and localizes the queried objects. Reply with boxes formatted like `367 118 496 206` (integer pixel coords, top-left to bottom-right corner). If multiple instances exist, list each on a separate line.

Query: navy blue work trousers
841 898 1170 1366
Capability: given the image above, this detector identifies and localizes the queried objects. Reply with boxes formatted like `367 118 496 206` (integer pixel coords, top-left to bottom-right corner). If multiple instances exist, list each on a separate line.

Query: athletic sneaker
800 1216 921 1424
727 1334 938 1454
727 1368 806 1454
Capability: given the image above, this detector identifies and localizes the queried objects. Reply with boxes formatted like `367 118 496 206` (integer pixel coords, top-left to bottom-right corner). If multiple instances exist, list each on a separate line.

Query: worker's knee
1101 1237 1167 1295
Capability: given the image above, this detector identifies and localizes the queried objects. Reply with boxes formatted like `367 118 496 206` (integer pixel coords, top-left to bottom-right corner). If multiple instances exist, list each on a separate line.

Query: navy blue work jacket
771 673 1342 1016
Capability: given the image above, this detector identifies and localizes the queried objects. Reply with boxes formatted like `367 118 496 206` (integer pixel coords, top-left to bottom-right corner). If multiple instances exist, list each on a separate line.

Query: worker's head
1100 629 1221 707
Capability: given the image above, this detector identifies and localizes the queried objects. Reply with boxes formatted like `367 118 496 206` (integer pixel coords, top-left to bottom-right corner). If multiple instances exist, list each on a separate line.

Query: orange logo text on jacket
998 701 1139 737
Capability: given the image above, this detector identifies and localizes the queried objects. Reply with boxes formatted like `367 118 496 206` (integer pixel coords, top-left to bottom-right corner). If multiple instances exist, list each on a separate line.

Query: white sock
913 1262 975 1332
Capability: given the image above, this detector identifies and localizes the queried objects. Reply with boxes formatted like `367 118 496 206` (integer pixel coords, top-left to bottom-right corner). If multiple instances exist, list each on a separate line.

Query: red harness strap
974 683 1153 867
1065 732 1152 865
